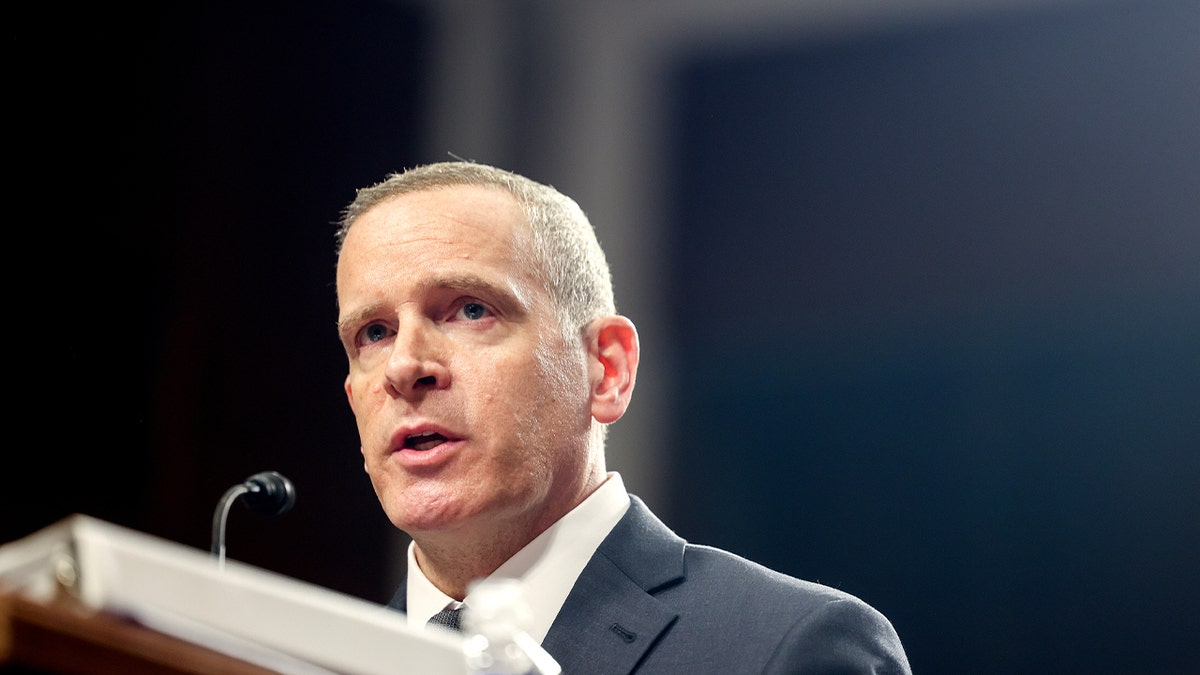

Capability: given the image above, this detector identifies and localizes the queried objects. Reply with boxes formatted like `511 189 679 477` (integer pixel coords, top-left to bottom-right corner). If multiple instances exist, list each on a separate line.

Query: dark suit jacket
390 495 911 674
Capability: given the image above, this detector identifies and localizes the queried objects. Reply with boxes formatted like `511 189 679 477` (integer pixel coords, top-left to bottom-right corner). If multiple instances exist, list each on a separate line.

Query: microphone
210 471 297 567
240 470 297 516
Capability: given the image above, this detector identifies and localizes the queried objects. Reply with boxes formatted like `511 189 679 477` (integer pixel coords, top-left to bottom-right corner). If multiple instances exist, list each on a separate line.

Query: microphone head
241 471 297 516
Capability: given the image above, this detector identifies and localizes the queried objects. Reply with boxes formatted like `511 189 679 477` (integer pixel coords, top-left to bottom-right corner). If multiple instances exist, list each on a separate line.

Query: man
334 161 911 673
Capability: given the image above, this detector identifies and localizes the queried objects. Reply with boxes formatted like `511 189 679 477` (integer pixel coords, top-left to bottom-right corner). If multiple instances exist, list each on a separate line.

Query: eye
458 301 490 321
359 323 392 345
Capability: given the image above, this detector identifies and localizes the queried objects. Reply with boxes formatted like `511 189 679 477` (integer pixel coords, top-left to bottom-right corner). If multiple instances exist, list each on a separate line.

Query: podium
1 590 278 674
0 515 469 674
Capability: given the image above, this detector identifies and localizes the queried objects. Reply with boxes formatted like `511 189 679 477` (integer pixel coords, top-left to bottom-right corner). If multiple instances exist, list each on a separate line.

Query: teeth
406 431 446 451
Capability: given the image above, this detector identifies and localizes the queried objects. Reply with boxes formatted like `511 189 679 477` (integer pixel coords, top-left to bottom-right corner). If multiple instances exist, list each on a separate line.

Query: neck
412 527 528 600
412 468 609 600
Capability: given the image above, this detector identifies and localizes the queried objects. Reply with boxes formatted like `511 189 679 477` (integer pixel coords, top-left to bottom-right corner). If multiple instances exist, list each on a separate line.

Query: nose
384 319 451 399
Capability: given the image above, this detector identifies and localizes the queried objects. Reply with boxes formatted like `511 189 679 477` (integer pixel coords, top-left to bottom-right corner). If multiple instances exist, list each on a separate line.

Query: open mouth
405 431 448 451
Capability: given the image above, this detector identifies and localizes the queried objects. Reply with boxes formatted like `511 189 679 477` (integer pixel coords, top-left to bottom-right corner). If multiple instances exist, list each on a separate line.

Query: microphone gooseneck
211 471 297 568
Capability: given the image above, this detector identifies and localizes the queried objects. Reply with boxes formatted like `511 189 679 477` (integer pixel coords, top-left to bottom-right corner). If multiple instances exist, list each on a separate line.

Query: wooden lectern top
1 590 278 674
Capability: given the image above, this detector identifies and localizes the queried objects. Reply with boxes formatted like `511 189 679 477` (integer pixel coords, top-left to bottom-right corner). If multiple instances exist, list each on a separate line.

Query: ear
344 377 368 469
344 375 357 415
587 316 639 424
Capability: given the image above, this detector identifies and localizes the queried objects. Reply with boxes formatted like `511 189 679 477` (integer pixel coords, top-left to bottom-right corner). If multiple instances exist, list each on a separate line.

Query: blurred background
7 0 1197 672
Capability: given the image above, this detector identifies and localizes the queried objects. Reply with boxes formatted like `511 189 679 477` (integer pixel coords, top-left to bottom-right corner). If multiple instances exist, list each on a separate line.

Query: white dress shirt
406 471 631 642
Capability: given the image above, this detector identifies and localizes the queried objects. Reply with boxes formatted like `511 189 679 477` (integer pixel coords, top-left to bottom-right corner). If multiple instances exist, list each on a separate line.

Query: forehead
346 183 526 247
336 184 539 296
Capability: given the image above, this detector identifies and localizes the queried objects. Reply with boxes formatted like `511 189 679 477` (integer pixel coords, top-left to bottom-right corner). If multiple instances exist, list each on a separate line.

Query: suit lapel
387 497 687 674
541 496 686 675
387 581 407 612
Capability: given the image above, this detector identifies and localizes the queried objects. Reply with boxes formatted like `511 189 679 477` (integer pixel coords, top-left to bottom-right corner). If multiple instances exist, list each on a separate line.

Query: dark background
664 2 1199 673
7 0 1198 673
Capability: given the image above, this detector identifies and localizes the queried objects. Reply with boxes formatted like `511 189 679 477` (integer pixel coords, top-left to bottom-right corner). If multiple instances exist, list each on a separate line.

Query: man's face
336 185 596 541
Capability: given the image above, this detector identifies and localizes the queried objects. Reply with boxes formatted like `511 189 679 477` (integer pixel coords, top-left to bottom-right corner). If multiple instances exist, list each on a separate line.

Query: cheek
467 349 574 431
526 342 591 423
348 372 388 412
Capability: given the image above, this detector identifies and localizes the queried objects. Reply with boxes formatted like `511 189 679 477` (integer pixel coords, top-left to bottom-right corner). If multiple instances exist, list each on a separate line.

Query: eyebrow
336 272 529 337
337 303 384 339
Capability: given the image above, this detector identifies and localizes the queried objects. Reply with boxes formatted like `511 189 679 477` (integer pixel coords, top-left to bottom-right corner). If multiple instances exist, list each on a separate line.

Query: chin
388 492 473 533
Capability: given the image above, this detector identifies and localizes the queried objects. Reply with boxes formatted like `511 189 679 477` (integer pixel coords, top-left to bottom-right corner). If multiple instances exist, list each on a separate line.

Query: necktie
427 606 465 633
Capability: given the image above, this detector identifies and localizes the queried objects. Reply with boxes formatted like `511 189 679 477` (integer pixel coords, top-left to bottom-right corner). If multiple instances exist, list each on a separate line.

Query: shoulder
659 543 911 673
606 497 911 673
676 541 888 626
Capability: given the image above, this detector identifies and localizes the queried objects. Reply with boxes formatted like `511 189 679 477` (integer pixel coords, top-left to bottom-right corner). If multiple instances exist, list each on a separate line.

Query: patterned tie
427 606 465 633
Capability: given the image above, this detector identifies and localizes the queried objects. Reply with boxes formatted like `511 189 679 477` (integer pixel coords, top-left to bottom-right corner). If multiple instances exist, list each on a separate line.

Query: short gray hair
336 161 616 336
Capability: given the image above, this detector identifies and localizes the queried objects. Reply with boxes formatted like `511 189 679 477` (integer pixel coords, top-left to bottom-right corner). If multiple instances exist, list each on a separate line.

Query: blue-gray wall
665 1 1198 671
